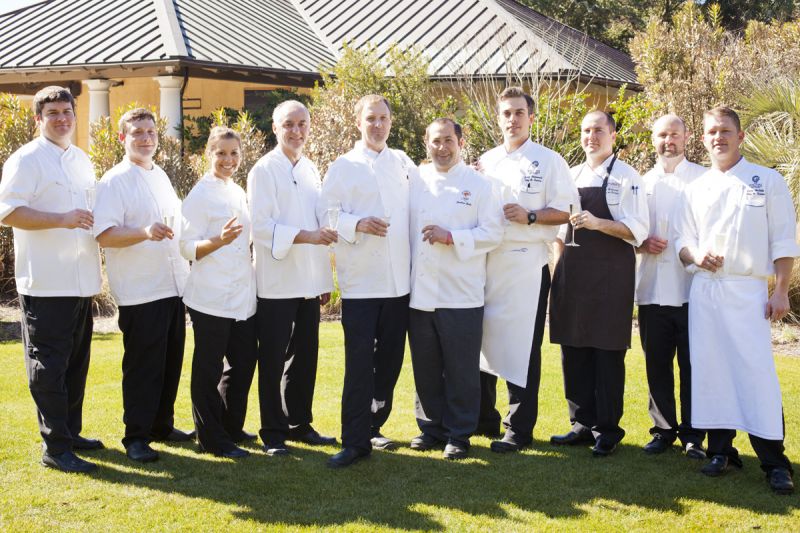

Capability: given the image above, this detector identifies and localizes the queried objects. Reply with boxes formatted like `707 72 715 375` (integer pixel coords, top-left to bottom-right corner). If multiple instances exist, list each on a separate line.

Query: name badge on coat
605 178 621 206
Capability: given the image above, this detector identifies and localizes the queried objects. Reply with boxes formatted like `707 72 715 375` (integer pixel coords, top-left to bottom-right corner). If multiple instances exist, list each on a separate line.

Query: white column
82 79 114 123
154 75 184 138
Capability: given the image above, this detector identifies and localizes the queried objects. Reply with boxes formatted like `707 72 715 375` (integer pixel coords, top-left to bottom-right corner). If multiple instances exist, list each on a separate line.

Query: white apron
689 274 784 440
480 242 545 388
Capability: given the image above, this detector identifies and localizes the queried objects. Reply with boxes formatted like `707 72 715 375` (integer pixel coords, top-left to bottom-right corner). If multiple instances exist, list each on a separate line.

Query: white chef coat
180 173 256 320
674 157 799 440
478 140 576 386
94 158 189 306
674 157 800 279
636 158 706 306
319 141 411 299
0 137 102 297
560 155 649 247
248 148 333 299
409 162 503 311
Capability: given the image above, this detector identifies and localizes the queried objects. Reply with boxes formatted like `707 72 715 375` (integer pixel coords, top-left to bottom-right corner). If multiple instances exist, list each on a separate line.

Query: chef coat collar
429 161 466 178
503 138 533 160
355 140 388 161
653 156 689 176
37 134 73 157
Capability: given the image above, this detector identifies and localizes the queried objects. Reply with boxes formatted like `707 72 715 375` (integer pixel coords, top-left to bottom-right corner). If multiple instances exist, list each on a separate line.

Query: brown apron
549 166 635 351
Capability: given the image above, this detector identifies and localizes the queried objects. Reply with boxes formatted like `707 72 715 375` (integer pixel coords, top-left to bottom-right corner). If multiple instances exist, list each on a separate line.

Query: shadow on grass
82 438 798 530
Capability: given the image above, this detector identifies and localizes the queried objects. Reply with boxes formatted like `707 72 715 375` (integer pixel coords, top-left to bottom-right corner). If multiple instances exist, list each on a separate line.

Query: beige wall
72 76 310 150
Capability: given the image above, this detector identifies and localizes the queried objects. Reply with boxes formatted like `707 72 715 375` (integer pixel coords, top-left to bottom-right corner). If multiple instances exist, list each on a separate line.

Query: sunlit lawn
0 322 798 531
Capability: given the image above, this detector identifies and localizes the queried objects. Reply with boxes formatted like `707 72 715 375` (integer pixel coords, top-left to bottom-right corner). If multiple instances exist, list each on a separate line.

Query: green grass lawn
1 323 798 531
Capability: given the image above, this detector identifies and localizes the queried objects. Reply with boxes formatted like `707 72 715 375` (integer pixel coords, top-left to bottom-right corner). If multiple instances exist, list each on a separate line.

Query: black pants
707 428 792 474
638 303 704 445
118 296 185 447
188 308 257 454
340 295 409 452
21 295 93 455
409 307 484 446
561 345 626 445
256 297 320 445
479 265 550 443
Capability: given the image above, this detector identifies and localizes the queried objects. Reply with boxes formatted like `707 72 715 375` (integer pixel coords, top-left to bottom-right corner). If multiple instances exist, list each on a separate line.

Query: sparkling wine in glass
565 203 580 247
162 207 175 230
657 217 669 262
83 185 96 233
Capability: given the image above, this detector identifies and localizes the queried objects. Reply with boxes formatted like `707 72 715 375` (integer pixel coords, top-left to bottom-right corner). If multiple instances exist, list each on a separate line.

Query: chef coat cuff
92 221 117 239
620 217 647 247
338 212 360 243
450 229 475 261
272 223 301 260
556 223 568 242
677 244 702 274
180 240 199 262
771 238 800 261
0 198 26 226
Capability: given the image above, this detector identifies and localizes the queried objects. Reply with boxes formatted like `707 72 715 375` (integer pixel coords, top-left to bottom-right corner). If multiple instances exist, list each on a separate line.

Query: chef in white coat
477 87 574 453
636 114 707 459
319 95 413 468
95 108 192 464
407 118 503 460
248 100 337 457
674 106 797 495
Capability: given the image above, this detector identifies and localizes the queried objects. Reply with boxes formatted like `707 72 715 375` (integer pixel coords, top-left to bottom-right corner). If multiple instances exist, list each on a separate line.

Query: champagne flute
84 184 96 233
565 203 580 247
502 185 518 226
714 232 728 274
657 217 669 263
162 207 175 230
326 201 340 248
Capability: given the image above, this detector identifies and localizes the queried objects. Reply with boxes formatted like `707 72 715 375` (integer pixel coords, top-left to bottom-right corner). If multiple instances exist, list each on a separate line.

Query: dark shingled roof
0 0 638 86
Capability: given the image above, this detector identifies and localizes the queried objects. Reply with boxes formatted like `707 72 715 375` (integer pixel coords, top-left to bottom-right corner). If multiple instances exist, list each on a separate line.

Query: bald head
651 114 689 161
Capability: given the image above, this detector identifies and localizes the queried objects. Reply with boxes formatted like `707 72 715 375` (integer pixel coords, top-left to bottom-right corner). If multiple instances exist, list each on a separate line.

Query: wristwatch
527 211 537 225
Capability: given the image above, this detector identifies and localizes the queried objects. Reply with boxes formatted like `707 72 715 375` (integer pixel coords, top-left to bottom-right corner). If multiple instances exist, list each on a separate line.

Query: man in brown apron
549 111 649 456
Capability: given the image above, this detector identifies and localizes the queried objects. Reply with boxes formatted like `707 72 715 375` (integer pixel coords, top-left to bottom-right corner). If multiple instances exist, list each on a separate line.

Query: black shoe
550 430 594 446
232 430 258 444
591 439 617 457
327 447 370 468
643 434 671 455
126 440 159 463
474 423 501 438
151 428 195 443
443 441 469 460
684 442 707 460
41 451 97 473
370 432 398 451
410 433 445 451
290 429 337 446
490 434 531 454
220 446 250 459
701 454 734 476
768 468 795 495
264 442 290 456
72 435 105 450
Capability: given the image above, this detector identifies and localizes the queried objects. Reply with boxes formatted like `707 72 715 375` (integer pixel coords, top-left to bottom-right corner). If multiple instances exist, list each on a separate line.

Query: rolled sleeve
546 156 575 213
337 211 360 243
767 174 800 261
179 194 205 262
0 154 34 223
272 223 301 260
93 179 125 238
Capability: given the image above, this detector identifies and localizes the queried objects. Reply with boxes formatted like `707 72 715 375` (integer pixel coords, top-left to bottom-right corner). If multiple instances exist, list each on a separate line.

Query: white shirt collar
355 140 387 161
503 139 532 160
653 156 688 176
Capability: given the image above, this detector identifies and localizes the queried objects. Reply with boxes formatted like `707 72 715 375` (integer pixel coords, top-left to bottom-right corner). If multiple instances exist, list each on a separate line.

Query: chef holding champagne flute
674 107 798 494
180 126 257 459
248 100 337 457
95 108 192 463
635 115 706 459
549 110 648 457
476 87 575 454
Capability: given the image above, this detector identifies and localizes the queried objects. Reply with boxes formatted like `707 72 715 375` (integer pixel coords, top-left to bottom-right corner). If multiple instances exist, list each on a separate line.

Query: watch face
527 212 536 224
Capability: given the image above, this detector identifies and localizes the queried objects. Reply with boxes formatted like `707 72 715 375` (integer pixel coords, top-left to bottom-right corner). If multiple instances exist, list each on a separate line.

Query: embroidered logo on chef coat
457 190 473 206
520 161 544 194
746 175 766 207
605 177 622 206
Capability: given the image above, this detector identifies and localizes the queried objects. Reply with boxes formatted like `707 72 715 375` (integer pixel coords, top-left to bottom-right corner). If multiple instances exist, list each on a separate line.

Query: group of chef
2 84 795 494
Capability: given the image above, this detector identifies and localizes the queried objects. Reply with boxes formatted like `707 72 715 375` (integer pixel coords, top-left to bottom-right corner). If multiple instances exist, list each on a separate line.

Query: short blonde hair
118 107 157 135
205 126 242 154
354 94 391 118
